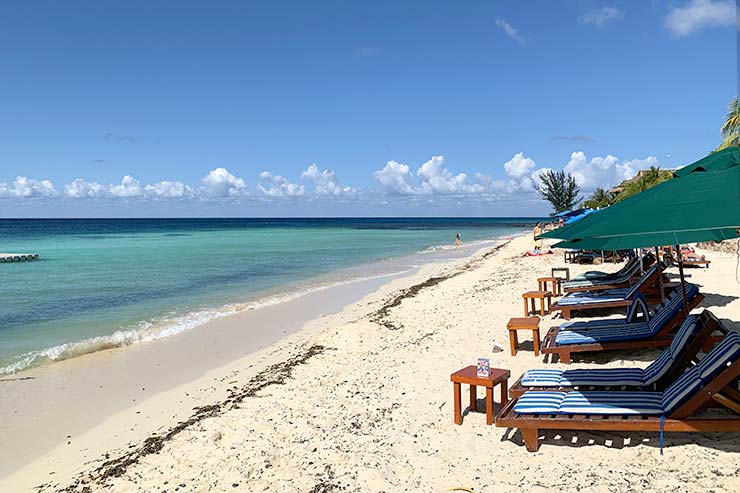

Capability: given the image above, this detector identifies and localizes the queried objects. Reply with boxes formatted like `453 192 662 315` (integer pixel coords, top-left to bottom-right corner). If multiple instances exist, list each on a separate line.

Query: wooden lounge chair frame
540 293 705 364
551 264 669 320
510 309 721 398
497 332 740 452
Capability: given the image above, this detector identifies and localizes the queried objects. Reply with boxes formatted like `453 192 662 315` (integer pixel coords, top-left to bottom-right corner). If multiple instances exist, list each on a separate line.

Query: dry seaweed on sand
45 345 328 493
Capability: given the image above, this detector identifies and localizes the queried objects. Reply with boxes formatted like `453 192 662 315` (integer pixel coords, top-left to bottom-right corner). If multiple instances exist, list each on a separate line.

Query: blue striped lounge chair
541 284 704 363
496 326 740 452
562 254 656 293
551 263 670 320
509 310 721 397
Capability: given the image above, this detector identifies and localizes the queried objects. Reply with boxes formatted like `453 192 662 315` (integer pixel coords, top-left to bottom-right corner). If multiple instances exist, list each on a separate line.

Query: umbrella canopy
672 146 739 177
563 208 596 225
539 150 740 250
555 208 591 218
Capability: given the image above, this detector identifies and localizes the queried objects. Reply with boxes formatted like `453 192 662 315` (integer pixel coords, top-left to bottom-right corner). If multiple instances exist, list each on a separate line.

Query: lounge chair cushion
513 392 565 414
661 367 701 414
696 332 740 380
559 391 664 415
555 324 653 345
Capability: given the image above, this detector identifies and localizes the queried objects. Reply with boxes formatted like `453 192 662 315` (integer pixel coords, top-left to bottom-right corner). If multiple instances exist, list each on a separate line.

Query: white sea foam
0 269 413 376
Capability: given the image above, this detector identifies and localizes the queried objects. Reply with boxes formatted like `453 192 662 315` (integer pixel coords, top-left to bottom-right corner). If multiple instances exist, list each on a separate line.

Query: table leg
531 299 536 315
539 298 545 316
533 328 540 357
453 382 461 425
500 379 508 408
486 386 493 425
509 329 518 356
469 384 477 412
523 298 528 317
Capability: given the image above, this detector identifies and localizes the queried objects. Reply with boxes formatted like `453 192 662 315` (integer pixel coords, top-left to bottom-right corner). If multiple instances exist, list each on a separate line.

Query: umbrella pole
654 247 663 299
675 244 689 317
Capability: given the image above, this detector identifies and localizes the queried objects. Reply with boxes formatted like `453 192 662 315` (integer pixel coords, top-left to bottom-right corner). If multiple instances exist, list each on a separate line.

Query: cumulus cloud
580 7 624 27
663 0 734 36
301 164 358 196
563 151 660 191
200 167 247 198
0 176 58 198
495 18 526 45
257 171 306 197
64 177 194 199
373 156 483 196
372 160 418 195
64 178 106 198
144 181 194 199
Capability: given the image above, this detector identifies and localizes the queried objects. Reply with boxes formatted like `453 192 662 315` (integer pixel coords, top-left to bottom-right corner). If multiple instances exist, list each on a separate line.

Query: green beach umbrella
672 146 740 177
540 149 740 250
538 148 740 315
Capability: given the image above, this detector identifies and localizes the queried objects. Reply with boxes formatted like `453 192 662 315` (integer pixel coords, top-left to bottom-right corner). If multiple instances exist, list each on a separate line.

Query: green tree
583 187 613 209
538 170 581 214
718 97 739 150
615 166 672 202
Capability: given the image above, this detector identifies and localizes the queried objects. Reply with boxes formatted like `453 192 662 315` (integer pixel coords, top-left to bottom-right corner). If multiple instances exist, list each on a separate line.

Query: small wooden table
450 366 510 425
537 276 562 296
522 290 552 317
507 316 541 356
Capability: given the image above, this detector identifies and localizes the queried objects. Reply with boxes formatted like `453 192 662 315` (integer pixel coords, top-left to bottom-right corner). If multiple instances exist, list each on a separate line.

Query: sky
0 0 737 217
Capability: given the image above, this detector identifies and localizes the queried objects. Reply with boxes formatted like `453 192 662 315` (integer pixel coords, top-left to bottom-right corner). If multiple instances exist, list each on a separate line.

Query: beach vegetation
718 97 739 151
582 187 613 209
538 169 581 213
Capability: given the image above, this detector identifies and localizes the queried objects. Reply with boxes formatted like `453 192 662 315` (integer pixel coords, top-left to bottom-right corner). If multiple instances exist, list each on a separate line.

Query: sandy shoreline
3 234 740 492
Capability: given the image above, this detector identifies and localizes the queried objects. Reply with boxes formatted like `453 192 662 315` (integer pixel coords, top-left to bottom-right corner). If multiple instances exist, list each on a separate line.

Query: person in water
454 233 462 249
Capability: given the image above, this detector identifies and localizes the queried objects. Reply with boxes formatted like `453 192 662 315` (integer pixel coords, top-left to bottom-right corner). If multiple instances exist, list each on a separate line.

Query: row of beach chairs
498 256 740 452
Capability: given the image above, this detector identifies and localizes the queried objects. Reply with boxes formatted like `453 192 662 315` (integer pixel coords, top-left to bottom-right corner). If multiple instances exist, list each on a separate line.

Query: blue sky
0 0 736 217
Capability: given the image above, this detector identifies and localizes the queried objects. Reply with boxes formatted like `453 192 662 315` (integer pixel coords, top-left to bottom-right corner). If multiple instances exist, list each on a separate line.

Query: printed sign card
476 357 490 378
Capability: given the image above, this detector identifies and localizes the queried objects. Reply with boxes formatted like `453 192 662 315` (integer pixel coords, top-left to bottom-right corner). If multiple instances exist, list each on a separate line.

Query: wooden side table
450 366 510 425
537 276 562 296
522 290 552 317
507 316 541 356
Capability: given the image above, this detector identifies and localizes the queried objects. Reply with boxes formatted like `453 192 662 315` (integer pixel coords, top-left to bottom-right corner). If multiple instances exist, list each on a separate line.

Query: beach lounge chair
496 330 740 452
550 264 667 320
541 284 704 363
568 254 651 282
510 310 722 398
562 254 656 293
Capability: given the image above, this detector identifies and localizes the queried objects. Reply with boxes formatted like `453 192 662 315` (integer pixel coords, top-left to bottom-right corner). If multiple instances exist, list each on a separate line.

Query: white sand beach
3 234 740 492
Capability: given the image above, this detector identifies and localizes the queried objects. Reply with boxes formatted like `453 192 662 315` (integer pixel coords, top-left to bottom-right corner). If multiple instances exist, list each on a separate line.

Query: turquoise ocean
0 218 534 375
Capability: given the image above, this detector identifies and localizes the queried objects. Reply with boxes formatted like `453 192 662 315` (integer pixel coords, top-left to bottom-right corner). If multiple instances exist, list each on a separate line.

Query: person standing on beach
532 223 543 252
454 233 462 249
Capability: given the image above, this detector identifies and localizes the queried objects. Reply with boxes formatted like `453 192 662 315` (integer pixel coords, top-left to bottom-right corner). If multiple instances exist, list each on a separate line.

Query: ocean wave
0 269 413 376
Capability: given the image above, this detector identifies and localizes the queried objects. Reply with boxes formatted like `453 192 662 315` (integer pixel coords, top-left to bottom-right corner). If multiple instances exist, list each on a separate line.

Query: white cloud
64 177 193 199
580 7 624 27
373 160 418 195
495 18 526 45
373 156 483 196
417 156 473 194
200 167 247 197
503 152 536 177
563 151 660 191
663 0 734 36
0 176 58 198
64 178 106 198
257 171 306 197
109 175 144 198
144 181 194 199
301 164 358 196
